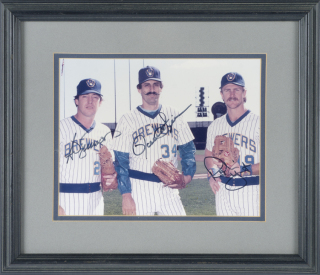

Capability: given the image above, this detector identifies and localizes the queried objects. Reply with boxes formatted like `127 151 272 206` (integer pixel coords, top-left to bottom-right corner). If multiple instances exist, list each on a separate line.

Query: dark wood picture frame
0 1 319 274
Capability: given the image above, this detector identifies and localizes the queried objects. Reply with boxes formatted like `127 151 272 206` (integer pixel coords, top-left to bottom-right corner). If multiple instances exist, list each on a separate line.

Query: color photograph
54 55 265 220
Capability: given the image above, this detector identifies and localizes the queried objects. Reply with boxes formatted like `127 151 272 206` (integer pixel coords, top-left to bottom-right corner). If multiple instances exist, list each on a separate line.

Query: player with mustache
113 66 196 216
205 72 260 216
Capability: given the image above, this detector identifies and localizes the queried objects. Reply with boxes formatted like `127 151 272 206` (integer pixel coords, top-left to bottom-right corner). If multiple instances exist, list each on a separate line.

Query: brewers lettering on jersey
59 78 116 216
205 72 260 216
113 66 196 216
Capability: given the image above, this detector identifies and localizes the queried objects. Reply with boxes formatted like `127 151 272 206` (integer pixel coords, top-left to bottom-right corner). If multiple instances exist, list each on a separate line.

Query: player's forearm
204 148 215 168
58 205 66 215
179 141 196 178
240 163 260 176
122 193 136 215
183 175 192 185
252 163 260 175
122 193 133 198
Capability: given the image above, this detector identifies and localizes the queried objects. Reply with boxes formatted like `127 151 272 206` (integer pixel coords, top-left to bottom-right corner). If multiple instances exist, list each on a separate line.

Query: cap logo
145 68 154 78
86 79 95 88
226 73 236 82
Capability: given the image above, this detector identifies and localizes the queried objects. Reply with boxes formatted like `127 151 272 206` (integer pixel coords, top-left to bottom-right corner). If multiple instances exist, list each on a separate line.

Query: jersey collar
226 110 251 127
71 116 96 133
137 104 162 119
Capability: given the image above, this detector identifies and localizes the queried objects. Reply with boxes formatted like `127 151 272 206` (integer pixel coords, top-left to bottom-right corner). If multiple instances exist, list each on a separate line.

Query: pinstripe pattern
131 179 186 216
59 116 113 215
206 111 260 216
113 105 194 216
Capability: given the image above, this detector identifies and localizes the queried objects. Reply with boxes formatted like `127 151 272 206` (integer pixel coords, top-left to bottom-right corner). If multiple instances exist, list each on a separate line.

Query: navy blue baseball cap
76 78 102 96
138 66 161 85
220 72 245 89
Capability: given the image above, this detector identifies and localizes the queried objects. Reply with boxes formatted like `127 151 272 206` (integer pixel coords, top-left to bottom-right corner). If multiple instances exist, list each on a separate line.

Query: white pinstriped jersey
206 110 260 216
113 105 194 170
59 116 113 215
113 105 194 215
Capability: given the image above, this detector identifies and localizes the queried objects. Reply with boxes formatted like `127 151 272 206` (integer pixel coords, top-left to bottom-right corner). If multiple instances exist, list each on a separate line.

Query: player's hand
229 162 240 176
103 173 117 191
58 205 66 216
212 157 223 168
209 176 221 195
122 193 136 215
205 148 222 168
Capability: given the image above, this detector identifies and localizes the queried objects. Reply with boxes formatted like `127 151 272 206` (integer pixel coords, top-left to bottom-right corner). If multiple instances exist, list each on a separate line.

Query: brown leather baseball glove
152 158 186 189
212 135 239 177
98 146 118 192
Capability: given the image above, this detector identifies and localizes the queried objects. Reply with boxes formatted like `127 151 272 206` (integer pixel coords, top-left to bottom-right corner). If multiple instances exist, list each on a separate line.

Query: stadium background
59 57 261 215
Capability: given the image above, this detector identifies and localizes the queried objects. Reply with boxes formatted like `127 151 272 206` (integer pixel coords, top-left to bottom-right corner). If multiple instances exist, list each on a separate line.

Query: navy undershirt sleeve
114 150 132 195
178 140 196 178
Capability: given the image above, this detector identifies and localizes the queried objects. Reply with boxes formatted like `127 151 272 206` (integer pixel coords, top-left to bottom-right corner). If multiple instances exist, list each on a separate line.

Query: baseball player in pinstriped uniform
59 78 116 215
113 66 196 216
205 72 260 216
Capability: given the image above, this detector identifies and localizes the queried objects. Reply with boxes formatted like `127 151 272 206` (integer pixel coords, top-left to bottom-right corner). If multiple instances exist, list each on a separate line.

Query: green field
103 189 122 215
103 178 216 216
180 178 216 215
103 149 216 216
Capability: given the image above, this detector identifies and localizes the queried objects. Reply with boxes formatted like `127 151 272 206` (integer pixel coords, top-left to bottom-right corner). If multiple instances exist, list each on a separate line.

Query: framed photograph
1 0 319 274
54 54 266 221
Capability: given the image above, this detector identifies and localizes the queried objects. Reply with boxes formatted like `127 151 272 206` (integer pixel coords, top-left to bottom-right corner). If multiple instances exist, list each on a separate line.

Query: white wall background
59 58 262 123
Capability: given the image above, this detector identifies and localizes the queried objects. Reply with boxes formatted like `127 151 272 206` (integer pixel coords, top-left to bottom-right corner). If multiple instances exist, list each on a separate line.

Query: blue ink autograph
133 104 192 159
65 131 121 163
204 156 252 191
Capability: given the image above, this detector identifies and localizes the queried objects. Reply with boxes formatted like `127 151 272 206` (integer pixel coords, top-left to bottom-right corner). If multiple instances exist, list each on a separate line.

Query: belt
60 182 101 193
128 169 161 183
220 176 259 187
